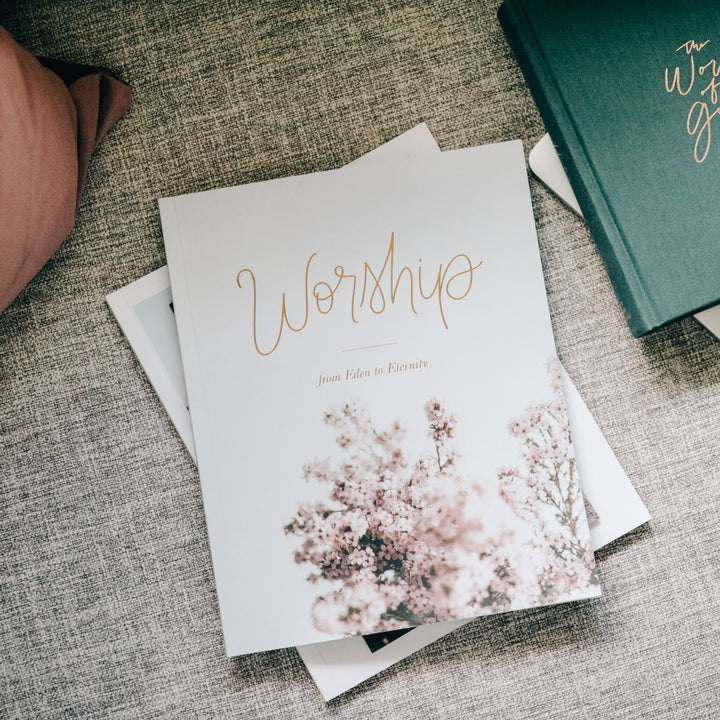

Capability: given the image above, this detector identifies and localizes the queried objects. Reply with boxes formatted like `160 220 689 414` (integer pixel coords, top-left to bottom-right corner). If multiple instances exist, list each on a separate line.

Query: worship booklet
109 126 649 697
158 138 600 655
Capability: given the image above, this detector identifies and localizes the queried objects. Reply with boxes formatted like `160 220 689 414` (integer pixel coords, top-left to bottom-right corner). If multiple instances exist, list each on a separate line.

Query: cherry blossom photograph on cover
286 359 598 637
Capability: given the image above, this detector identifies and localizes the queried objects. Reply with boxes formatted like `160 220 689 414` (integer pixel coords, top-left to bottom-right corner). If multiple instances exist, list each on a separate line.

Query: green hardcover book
498 0 720 336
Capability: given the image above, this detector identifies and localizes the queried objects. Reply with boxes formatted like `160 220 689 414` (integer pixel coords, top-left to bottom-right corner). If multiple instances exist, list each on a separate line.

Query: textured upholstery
1 2 718 718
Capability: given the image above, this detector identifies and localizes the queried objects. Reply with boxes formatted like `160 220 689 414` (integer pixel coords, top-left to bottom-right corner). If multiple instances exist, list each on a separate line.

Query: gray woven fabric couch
2 2 719 718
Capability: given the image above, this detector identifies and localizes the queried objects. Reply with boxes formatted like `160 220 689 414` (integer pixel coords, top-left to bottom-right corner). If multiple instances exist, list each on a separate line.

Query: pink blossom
286 356 597 635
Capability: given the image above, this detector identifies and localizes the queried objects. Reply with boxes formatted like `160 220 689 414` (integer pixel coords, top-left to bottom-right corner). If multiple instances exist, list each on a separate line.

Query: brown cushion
0 26 131 313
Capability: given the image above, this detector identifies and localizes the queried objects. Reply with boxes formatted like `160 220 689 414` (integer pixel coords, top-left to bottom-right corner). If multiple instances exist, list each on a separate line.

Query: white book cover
108 126 649 698
159 139 601 655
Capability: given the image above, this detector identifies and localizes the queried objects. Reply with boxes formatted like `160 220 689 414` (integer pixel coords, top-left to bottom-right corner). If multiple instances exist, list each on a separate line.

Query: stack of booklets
107 124 650 700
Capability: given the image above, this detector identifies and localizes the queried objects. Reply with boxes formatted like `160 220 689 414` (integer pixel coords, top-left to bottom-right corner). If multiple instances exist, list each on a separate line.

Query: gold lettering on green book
666 39 720 162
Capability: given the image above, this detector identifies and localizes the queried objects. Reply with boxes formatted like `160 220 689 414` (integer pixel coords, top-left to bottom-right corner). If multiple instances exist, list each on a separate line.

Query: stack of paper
107 125 649 700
